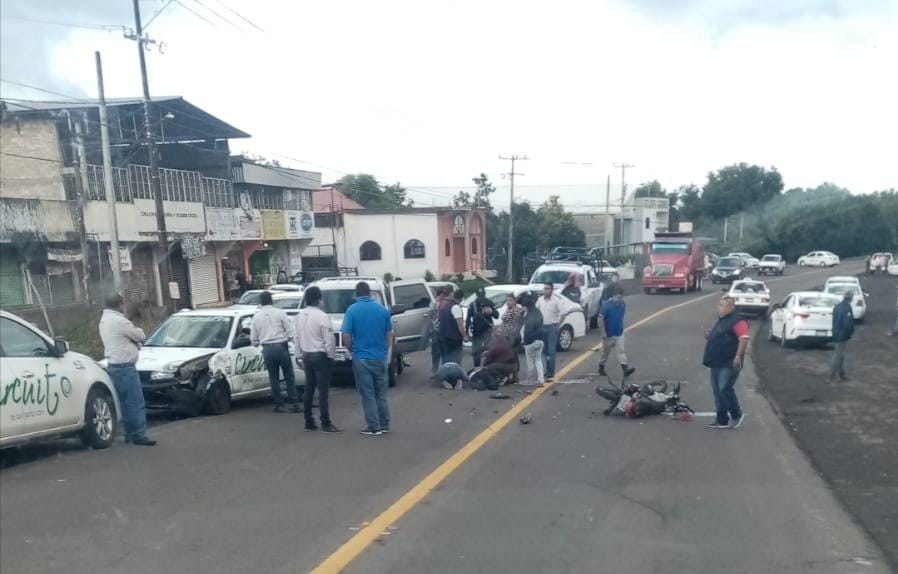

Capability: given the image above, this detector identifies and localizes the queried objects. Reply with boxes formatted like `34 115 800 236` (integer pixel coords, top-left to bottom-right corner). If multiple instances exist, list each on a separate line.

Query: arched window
404 239 426 259
360 241 382 261
471 236 478 255
444 239 451 256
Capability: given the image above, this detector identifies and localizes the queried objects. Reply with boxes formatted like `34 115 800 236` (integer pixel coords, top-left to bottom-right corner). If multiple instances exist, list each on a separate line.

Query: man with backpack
439 289 468 365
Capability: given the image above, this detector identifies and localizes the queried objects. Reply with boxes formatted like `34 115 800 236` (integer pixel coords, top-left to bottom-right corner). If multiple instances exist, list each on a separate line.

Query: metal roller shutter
0 246 25 306
188 253 220 308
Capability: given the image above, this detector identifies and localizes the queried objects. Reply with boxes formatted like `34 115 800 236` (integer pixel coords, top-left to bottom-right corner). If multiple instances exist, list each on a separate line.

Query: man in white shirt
98 293 156 446
294 286 341 432
535 283 564 380
251 291 299 413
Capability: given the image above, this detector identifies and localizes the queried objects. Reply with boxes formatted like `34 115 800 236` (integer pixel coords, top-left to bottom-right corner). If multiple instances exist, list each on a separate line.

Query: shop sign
261 210 286 240
107 246 133 272
135 199 205 234
285 210 315 239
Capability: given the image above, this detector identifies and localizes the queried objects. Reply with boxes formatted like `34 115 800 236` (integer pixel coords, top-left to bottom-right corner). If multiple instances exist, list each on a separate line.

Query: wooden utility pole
95 51 122 293
130 0 173 311
499 154 527 283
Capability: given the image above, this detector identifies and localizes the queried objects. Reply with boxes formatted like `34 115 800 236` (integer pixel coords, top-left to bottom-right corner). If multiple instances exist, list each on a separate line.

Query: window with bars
203 177 237 207
129 165 204 202
85 165 132 202
249 187 285 210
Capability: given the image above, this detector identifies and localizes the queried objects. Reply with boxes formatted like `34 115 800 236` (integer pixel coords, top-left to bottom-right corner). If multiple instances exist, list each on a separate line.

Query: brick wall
0 118 66 201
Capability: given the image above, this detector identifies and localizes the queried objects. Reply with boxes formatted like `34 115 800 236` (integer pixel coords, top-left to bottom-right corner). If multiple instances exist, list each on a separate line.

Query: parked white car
271 291 305 317
309 276 431 387
768 291 841 347
728 252 760 268
823 283 868 322
1 311 120 449
529 262 606 329
462 285 587 352
798 251 839 267
133 308 302 416
727 279 771 316
823 276 861 291
758 254 786 275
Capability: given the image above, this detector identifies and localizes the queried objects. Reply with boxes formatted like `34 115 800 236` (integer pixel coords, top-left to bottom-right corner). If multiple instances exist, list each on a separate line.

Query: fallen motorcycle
595 377 694 418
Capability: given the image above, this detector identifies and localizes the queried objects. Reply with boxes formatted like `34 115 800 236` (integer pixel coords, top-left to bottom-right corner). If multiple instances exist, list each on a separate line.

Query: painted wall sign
261 210 286 240
135 199 205 235
285 210 315 239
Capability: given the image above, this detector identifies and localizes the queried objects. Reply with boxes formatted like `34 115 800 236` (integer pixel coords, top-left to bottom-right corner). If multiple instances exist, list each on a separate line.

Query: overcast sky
1 0 896 208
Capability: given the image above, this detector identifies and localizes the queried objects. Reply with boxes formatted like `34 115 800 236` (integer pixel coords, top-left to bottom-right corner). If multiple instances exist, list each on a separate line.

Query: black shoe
321 424 343 434
359 428 383 436
131 437 157 446
598 364 608 376
273 404 287 413
622 365 636 378
305 424 319 432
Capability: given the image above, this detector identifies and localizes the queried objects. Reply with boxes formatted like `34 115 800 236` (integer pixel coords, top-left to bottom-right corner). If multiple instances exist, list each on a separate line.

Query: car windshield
311 289 384 313
237 292 262 305
798 295 841 308
733 283 767 293
144 316 233 348
531 270 582 285
717 258 742 267
651 242 689 254
762 255 781 261
825 285 859 297
273 297 303 310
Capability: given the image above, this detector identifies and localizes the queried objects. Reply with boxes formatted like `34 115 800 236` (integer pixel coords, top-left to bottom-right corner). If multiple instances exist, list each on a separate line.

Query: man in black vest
702 295 750 429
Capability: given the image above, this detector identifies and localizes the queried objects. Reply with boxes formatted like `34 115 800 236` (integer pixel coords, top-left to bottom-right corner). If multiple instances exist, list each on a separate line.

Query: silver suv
309 277 433 386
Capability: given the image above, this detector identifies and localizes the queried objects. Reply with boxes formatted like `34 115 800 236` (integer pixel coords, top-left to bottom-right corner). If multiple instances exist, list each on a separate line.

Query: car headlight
150 371 175 381
163 361 182 373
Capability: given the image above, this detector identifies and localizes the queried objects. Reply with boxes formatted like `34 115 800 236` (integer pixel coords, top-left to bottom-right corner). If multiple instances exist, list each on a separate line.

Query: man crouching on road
702 295 749 430
99 294 156 446
342 281 393 436
251 291 300 413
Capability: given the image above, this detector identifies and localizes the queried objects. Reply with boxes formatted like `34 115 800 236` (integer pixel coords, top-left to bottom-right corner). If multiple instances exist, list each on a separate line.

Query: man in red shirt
702 295 750 429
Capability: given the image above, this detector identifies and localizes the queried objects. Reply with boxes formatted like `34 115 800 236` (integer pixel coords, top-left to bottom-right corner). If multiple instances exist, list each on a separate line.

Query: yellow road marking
309 264 853 573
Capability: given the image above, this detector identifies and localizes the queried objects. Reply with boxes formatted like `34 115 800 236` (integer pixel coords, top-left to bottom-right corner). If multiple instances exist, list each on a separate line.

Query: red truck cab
642 232 705 294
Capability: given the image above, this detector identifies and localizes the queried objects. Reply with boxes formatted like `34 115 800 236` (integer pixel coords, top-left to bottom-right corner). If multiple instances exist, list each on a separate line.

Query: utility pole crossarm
499 154 528 283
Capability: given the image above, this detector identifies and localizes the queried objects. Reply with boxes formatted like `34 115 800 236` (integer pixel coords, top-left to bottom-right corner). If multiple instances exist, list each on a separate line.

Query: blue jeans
262 342 297 404
543 324 560 377
107 363 148 441
709 367 742 425
352 359 390 431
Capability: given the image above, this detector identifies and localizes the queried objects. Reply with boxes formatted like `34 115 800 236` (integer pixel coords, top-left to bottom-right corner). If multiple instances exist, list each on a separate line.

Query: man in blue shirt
342 281 394 435
598 286 636 378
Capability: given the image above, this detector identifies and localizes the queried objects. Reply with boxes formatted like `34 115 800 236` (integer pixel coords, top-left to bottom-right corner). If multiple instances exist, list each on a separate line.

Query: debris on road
444 418 453 424
490 392 511 399
519 413 532 424
551 389 560 396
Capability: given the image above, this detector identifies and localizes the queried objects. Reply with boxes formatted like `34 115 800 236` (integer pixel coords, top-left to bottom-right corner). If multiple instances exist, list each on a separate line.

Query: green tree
701 163 784 219
453 173 496 209
677 184 702 222
633 180 666 198
336 174 410 208
536 196 585 248
667 192 681 231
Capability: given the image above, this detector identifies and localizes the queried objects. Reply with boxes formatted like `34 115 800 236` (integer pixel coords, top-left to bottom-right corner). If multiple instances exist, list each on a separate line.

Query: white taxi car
727 279 771 316
1 311 120 449
823 282 868 322
134 308 302 417
768 291 840 347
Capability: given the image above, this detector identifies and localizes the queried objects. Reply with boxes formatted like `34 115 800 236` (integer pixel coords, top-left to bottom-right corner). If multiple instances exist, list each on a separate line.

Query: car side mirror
390 304 407 316
54 338 69 356
232 334 252 349
241 327 251 335
770 303 780 310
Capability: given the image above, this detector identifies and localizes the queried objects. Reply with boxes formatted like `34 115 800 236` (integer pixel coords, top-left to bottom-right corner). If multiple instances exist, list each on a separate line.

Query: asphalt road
0 262 890 574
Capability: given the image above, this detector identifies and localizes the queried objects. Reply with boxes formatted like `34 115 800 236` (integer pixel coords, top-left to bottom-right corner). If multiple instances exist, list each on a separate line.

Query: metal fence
84 164 224 205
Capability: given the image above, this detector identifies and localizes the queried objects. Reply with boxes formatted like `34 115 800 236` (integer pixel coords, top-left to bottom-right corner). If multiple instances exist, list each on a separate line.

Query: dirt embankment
754 273 898 569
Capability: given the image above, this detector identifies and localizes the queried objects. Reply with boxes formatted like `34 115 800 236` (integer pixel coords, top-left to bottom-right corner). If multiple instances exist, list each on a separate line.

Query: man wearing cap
829 290 855 382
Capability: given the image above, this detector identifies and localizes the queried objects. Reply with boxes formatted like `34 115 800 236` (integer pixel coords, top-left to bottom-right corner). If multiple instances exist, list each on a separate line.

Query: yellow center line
309 264 852 573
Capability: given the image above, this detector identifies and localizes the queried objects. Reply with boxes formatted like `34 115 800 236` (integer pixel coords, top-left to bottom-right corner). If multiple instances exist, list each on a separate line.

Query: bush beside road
753 273 898 570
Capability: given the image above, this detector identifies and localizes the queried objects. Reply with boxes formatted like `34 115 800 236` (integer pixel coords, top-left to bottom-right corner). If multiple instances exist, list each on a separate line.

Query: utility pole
613 162 634 249
130 0 173 311
499 154 527 283
739 213 744 241
96 51 122 293
73 119 92 307
723 216 729 243
604 174 611 252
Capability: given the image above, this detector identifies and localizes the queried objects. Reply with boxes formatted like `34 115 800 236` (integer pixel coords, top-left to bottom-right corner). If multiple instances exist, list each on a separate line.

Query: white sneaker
442 380 454 390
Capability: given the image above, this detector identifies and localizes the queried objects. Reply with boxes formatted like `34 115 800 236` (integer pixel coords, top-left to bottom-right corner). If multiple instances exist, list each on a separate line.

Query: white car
798 251 839 267
529 262 606 329
727 279 771 316
134 308 302 416
823 276 861 291
596 260 618 277
462 285 587 352
1 311 120 449
310 276 432 387
268 284 303 293
728 252 760 268
823 283 868 322
758 254 786 275
272 292 305 317
768 291 841 347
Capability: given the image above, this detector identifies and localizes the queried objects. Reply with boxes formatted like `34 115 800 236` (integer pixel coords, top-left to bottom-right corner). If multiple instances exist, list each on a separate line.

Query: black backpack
439 304 462 341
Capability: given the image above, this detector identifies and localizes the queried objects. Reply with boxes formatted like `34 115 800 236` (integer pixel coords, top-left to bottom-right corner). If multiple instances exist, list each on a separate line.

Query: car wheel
799 261 806 267
557 325 574 352
203 377 232 415
79 386 116 449
819 261 826 267
388 355 398 387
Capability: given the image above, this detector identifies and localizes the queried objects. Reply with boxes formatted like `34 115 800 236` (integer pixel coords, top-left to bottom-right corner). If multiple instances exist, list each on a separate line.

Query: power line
210 0 266 33
0 15 125 32
143 0 176 30
173 0 218 28
0 151 64 163
190 0 245 32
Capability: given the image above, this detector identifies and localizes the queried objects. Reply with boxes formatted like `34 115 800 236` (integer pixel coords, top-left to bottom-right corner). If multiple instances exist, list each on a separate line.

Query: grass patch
62 312 164 361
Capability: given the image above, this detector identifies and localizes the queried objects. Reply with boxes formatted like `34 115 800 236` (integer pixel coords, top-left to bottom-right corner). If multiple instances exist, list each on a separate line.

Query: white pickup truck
758 254 786 275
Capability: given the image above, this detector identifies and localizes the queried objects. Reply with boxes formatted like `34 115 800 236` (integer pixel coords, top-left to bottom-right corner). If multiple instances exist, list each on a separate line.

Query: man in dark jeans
829 290 855 382
429 287 447 373
342 282 394 436
250 291 299 413
294 286 341 433
702 295 749 429
439 289 468 365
